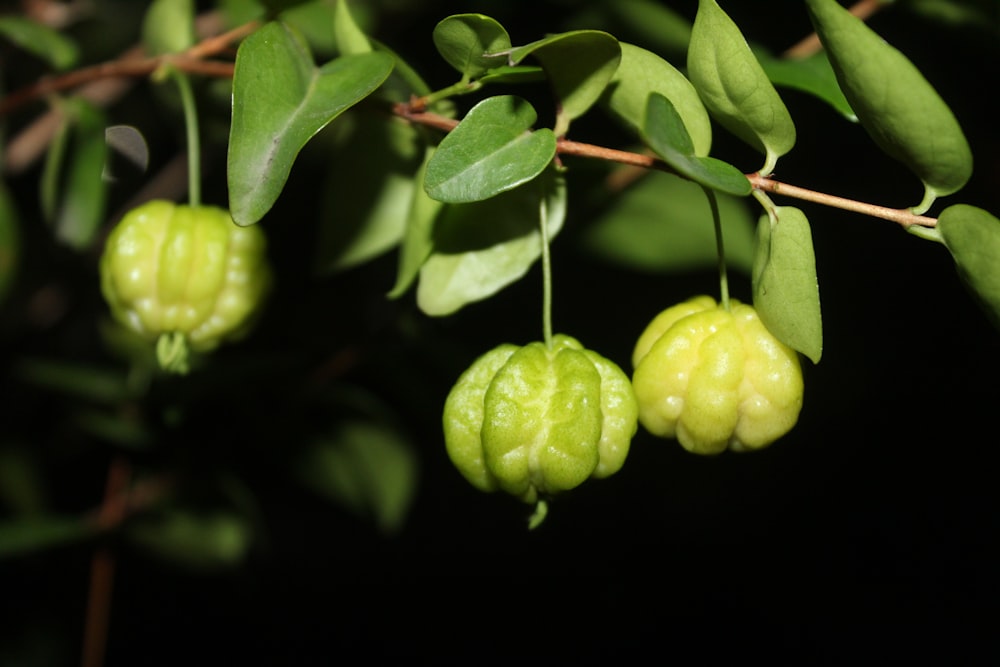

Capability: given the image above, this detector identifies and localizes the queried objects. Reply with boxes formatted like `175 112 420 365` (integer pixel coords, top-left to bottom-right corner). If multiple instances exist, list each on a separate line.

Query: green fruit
632 296 803 455
443 334 638 504
99 200 271 372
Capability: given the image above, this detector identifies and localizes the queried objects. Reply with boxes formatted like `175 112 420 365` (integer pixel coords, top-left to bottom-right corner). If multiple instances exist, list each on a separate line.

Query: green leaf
423 95 556 203
40 100 108 250
602 42 712 157
127 509 253 572
314 112 424 273
0 516 94 559
418 170 566 316
294 421 419 535
477 65 545 86
388 148 444 299
805 0 973 214
752 206 823 363
433 14 511 80
15 358 134 404
754 47 856 122
0 16 79 70
581 170 755 274
642 93 751 196
141 0 195 56
687 0 796 175
508 30 621 136
227 21 394 226
333 0 371 55
0 182 20 305
938 204 1000 329
604 0 692 60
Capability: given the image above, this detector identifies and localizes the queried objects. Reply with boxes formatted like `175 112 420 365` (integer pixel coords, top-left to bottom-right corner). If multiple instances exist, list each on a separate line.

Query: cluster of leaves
0 0 998 570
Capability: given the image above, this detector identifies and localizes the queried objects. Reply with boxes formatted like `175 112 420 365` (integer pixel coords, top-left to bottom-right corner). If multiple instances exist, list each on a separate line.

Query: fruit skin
99 200 271 353
443 334 638 504
632 296 803 455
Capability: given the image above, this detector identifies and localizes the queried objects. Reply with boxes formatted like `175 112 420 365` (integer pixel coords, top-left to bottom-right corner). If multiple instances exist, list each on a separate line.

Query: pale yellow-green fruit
632 296 803 454
443 334 638 504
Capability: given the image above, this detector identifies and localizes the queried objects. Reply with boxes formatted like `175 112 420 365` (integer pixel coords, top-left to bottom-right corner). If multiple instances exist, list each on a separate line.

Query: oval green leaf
938 204 1000 329
805 0 972 213
752 206 823 363
418 171 566 316
754 47 856 122
333 0 371 55
423 95 556 203
687 0 796 175
603 42 712 157
389 148 444 299
227 22 394 226
0 16 79 70
642 93 750 196
433 14 511 80
508 30 621 136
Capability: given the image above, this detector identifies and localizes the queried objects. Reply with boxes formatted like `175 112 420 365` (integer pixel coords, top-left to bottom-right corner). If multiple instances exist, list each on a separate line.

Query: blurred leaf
0 516 94 559
388 148 444 299
424 95 556 203
604 0 693 58
39 100 108 250
73 409 152 450
227 21 394 225
295 421 419 535
103 125 150 181
141 0 195 55
603 41 712 157
938 204 1000 329
127 509 253 572
642 93 750 196
0 16 79 70
752 206 823 363
278 1 337 55
754 47 856 122
314 112 425 273
433 13 511 80
418 169 566 315
0 447 46 515
806 0 972 213
16 358 134 404
0 181 20 305
581 170 755 273
687 0 796 175
509 30 621 136
333 0 371 54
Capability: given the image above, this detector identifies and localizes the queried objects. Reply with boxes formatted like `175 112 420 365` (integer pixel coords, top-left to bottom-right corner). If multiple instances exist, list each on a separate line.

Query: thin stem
539 189 554 349
747 173 937 228
705 187 730 311
169 67 201 207
80 458 132 667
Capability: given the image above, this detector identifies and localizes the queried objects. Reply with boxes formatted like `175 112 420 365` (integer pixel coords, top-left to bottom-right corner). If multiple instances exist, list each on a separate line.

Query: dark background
2 0 999 664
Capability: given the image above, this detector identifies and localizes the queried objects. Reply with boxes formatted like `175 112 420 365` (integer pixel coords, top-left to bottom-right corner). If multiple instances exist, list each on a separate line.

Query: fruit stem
169 67 201 207
156 331 191 374
540 187 554 349
705 187 730 311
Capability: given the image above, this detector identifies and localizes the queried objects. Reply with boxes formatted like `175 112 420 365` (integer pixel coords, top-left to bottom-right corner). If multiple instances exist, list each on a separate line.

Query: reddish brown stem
80 457 132 667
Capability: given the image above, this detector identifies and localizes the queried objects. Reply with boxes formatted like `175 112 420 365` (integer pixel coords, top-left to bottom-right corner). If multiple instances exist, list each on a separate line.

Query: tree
2 0 998 664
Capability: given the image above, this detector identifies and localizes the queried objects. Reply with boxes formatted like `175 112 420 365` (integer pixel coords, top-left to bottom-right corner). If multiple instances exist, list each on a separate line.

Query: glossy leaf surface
687 0 795 175
423 95 556 203
227 22 394 225
433 14 511 79
508 30 621 136
938 204 1000 329
752 206 823 363
806 0 972 212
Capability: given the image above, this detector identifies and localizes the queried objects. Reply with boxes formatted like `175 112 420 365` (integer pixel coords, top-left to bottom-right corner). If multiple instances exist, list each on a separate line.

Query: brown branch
748 173 937 227
0 19 254 116
392 102 938 229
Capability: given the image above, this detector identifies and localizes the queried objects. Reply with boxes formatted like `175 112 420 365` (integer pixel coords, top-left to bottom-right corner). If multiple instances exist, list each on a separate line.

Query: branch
392 103 938 229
